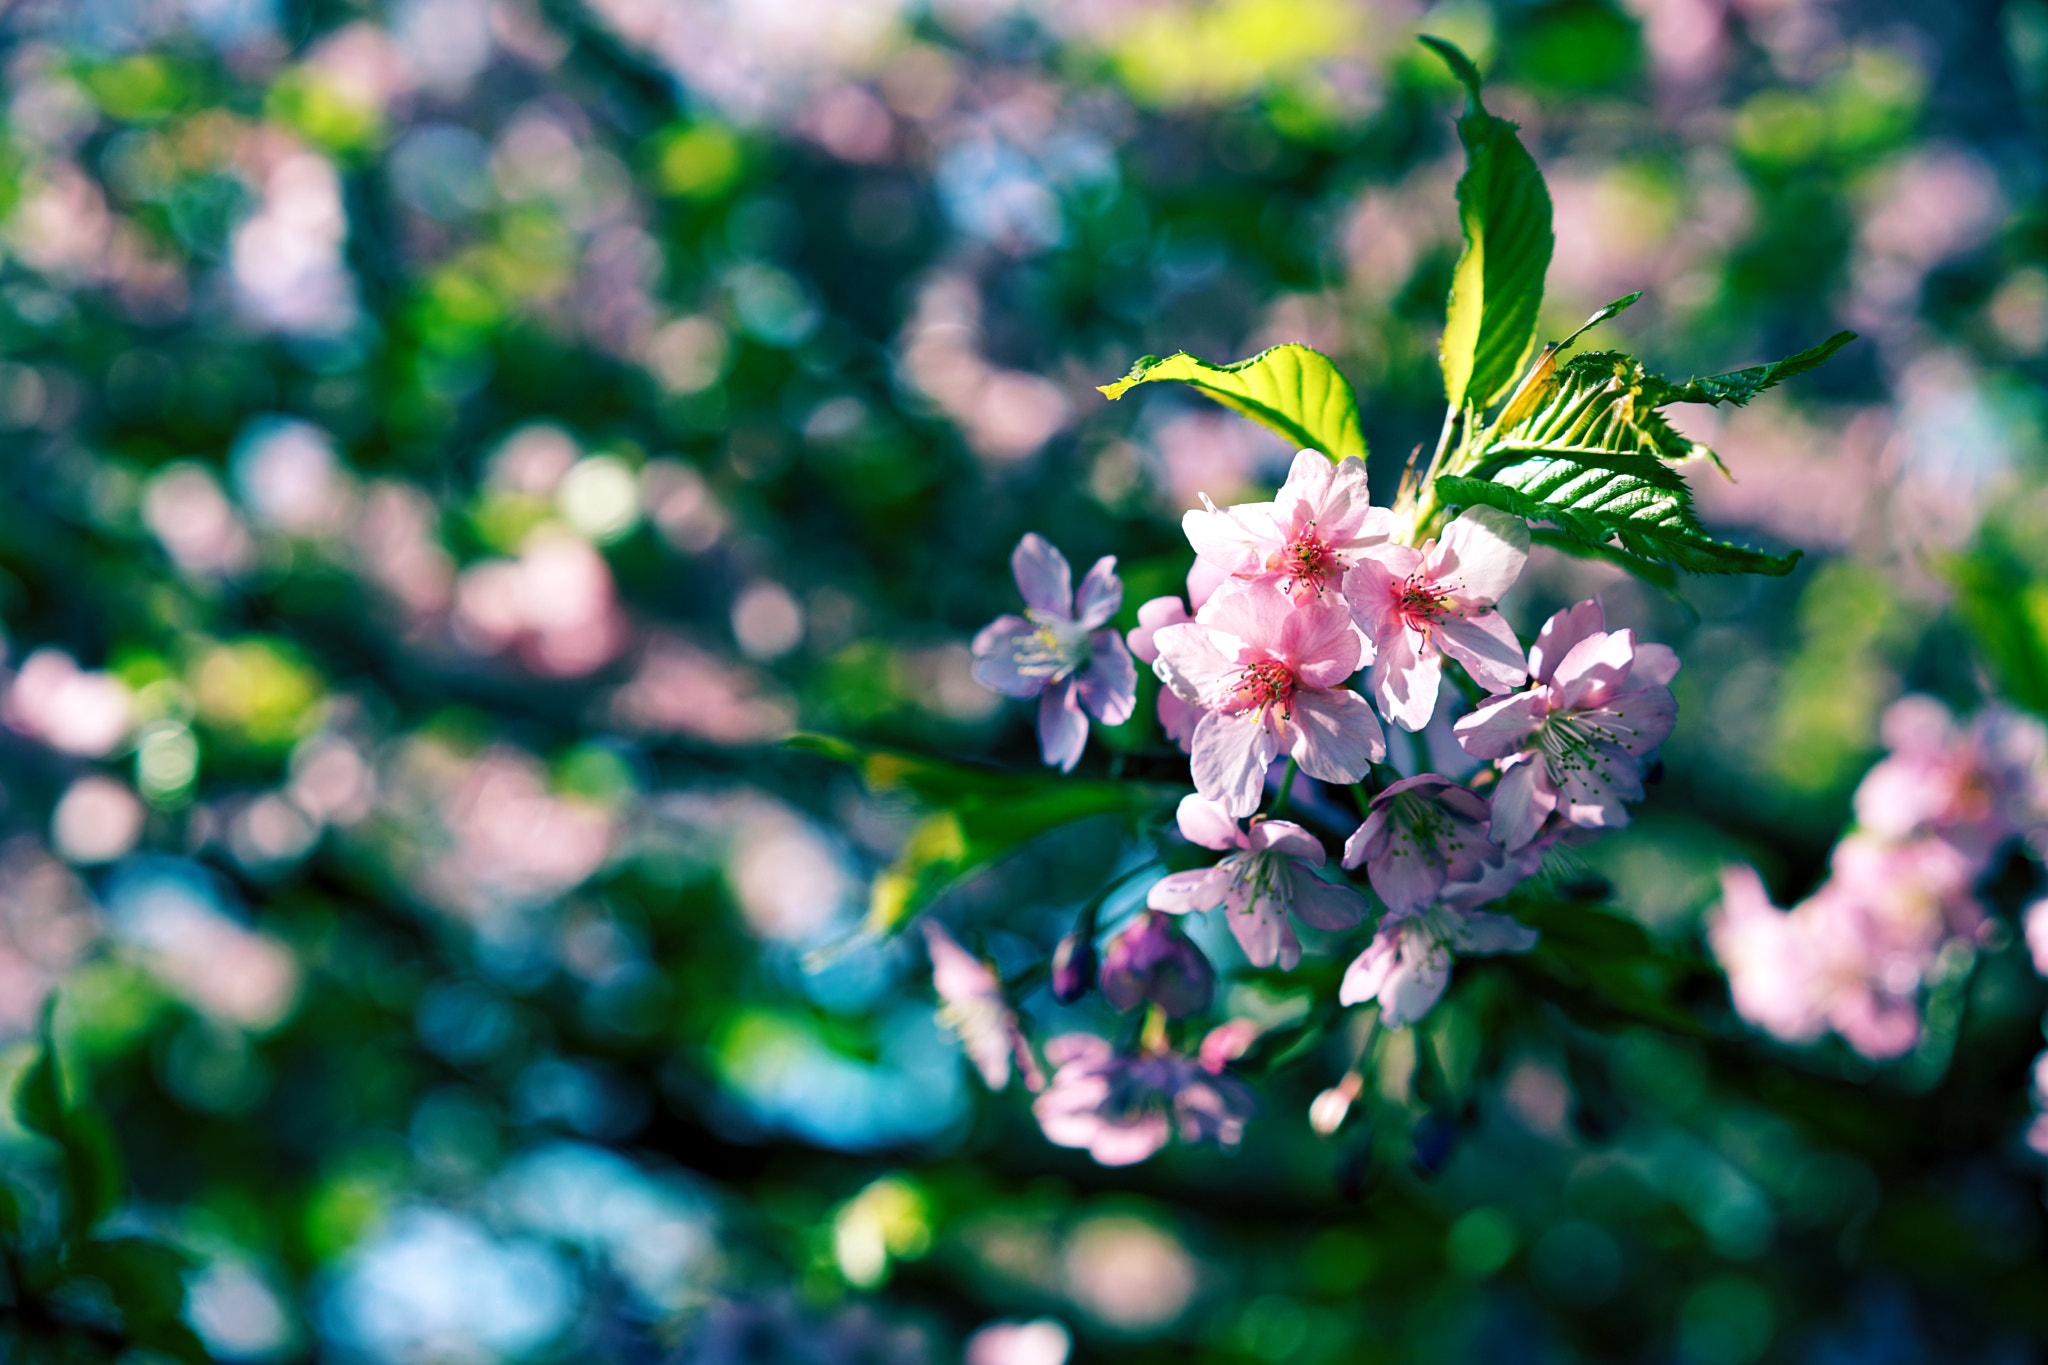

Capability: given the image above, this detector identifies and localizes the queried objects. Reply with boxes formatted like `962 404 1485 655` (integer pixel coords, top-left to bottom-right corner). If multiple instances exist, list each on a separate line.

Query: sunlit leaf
1424 35 1554 413
1097 344 1368 464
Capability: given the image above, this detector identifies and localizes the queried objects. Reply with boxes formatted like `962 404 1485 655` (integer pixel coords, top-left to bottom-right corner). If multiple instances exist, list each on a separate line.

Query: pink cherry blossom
1147 794 1366 969
972 534 1137 772
1343 506 1530 731
922 920 1044 1092
1151 584 1385 815
1337 905 1538 1027
2027 899 2048 978
1453 599 1679 850
1341 775 1501 916
1127 594 1201 752
1182 450 1396 602
1708 865 1926 1060
1854 695 2048 861
1099 909 1215 1017
1032 1032 1256 1166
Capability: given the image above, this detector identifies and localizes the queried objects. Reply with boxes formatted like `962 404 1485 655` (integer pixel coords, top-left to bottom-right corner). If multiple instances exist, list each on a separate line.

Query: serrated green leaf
1641 330 1856 407
1528 527 1679 592
1096 344 1367 464
1423 35 1554 413
1480 351 1711 472
1436 468 1799 576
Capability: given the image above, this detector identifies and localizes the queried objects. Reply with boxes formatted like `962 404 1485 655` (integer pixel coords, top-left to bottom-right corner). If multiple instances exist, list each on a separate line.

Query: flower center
1267 524 1335 592
1013 608 1092 682
1396 575 1451 628
1231 657 1295 715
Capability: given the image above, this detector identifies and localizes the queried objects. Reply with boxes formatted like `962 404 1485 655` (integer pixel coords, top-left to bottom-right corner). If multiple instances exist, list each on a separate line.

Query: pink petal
1248 818 1325 865
1527 599 1605 686
1427 506 1529 606
1370 625 1442 734
1489 757 1556 850
1550 628 1636 712
1187 556 1228 611
1191 710 1280 816
1012 533 1072 615
1225 888 1300 970
1127 596 1192 664
1073 555 1124 630
1287 867 1367 930
1341 554 1405 646
1367 838 1446 917
1089 1115 1174 1166
1078 630 1137 725
1585 686 1678 756
1453 691 1547 759
1340 810 1388 870
1282 595 1364 688
970 615 1052 698
1316 457 1382 546
1038 678 1089 772
1183 498 1266 578
1554 747 1635 828
1158 689 1200 753
1198 578 1295 651
1174 792 1245 852
1289 685 1386 782
2026 899 2048 977
1624 642 1681 690
1148 866 1228 914
1337 927 1401 1006
1271 449 1335 528
1152 622 1235 707
1434 609 1528 694
1378 935 1453 1026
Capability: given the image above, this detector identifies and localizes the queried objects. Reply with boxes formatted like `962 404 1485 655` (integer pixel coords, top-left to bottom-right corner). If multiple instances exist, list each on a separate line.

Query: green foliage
1437 332 1854 576
1097 344 1368 464
790 735 1176 933
6 1003 202 1362
14 1004 124 1240
1947 523 2048 718
1639 330 1857 407
1424 36 1555 414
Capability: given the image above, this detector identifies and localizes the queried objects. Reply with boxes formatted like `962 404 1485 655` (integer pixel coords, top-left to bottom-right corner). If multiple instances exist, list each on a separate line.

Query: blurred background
1 0 2047 1361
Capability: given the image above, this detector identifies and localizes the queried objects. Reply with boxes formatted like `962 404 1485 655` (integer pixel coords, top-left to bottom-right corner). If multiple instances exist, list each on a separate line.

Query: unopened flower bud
1100 910 1214 1017
1050 931 1097 1004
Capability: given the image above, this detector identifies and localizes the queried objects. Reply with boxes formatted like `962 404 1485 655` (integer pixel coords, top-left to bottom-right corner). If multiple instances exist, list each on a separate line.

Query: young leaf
1641 330 1857 407
1436 464 1800 576
1423 35 1554 414
1096 344 1368 464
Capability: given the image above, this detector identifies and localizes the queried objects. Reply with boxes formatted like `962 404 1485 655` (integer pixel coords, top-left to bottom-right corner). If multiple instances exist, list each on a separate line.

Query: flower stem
1270 757 1300 817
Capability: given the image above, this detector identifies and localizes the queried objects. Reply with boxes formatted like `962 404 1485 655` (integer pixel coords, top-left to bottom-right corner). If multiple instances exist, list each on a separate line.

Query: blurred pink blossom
453 534 630 677
353 481 458 619
1032 1032 1255 1167
50 775 146 865
0 839 100 1036
922 918 1043 1092
1854 696 2047 860
4 648 133 757
145 463 256 580
232 150 361 337
898 269 1071 464
609 636 796 745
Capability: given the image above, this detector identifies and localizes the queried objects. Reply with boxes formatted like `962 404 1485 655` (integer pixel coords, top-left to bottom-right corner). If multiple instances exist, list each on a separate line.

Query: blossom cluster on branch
933 450 1681 1164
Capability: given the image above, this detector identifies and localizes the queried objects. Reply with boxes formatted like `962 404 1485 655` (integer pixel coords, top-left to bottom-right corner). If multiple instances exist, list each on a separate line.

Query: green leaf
1944 532 2048 718
1641 330 1856 407
1424 35 1554 413
795 734 1178 933
1437 468 1798 577
1096 344 1367 464
12 1000 125 1238
66 1237 194 1327
1528 527 1679 592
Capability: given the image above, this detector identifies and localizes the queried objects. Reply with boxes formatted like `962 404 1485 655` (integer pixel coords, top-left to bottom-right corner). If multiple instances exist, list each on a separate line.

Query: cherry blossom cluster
939 450 1684 1164
1712 697 2048 1062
